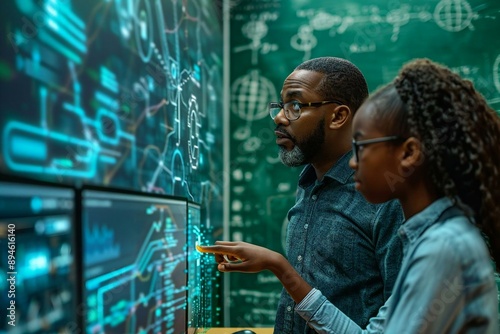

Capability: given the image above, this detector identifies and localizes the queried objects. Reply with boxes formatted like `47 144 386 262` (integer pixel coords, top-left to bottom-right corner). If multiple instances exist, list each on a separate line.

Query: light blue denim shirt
296 197 499 333
274 152 404 333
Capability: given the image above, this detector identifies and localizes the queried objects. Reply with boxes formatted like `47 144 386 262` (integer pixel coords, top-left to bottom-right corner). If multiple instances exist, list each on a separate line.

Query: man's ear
400 137 425 169
329 105 351 129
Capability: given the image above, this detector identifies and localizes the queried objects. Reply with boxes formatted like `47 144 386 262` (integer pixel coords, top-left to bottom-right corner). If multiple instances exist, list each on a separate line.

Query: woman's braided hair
376 58 500 270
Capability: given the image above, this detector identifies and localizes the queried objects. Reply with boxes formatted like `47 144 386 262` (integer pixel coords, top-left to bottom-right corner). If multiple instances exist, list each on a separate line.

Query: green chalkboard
227 0 500 326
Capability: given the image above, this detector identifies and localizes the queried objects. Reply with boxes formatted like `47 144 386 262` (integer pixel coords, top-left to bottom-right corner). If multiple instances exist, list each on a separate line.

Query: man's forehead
282 70 323 95
285 69 323 83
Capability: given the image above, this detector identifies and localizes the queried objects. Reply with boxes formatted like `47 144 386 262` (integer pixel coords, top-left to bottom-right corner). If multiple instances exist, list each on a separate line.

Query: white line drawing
290 1 477 59
434 0 476 32
231 70 276 121
290 25 317 61
494 54 500 94
233 13 278 65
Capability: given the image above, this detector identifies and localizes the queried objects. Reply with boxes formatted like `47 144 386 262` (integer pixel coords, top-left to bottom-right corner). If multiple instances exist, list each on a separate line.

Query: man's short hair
296 57 369 113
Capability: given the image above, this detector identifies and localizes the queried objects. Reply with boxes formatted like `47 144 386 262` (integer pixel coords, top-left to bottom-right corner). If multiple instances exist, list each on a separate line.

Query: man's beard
278 119 325 167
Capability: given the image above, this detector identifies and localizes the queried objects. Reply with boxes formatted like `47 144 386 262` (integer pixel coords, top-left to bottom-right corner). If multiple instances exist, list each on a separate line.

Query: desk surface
200 328 273 334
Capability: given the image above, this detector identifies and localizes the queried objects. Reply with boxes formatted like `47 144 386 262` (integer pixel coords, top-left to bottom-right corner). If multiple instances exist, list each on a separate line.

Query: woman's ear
329 105 351 129
400 137 425 170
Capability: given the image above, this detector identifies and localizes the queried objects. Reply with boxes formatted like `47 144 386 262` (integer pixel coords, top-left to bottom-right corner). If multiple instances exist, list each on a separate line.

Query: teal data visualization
187 202 222 331
0 0 224 203
0 179 77 333
81 188 187 334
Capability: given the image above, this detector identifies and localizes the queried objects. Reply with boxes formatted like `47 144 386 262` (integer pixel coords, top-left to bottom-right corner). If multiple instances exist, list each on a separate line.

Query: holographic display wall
0 0 225 331
0 0 224 205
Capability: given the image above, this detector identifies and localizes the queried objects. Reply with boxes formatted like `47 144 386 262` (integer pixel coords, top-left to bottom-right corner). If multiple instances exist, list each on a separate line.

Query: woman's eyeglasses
352 136 405 162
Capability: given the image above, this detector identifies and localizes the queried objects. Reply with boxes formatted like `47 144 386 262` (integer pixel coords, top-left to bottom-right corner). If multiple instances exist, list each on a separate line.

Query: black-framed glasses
352 136 405 162
269 100 344 121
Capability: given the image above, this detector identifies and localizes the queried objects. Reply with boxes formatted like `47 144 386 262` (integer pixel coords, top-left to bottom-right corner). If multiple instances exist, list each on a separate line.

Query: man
270 57 403 333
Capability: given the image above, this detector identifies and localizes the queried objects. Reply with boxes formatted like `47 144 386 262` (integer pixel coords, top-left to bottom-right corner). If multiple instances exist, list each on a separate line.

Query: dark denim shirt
274 152 404 334
296 197 499 333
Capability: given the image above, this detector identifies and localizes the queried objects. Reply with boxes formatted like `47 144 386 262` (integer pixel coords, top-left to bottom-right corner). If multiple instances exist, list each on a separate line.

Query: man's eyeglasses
352 136 405 162
269 100 344 121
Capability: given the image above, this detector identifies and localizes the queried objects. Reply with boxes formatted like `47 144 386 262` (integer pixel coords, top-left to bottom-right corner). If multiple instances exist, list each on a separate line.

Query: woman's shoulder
416 214 491 269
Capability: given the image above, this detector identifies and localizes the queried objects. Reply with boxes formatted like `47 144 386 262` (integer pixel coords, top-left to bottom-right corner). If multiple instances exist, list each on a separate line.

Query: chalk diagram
290 0 478 59
232 13 279 65
494 54 500 96
491 54 500 108
1 0 224 203
448 54 500 110
230 69 277 157
433 0 475 32
230 71 273 118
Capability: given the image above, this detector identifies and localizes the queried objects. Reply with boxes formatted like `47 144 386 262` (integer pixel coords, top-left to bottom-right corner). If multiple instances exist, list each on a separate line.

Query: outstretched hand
198 241 313 304
197 241 282 273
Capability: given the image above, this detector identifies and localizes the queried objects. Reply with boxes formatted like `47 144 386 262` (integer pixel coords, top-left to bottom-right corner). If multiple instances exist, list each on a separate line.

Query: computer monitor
186 201 222 332
80 187 187 333
0 178 77 333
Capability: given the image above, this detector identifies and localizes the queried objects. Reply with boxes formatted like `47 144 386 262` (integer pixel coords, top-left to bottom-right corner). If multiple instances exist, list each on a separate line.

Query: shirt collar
298 151 354 188
399 197 456 244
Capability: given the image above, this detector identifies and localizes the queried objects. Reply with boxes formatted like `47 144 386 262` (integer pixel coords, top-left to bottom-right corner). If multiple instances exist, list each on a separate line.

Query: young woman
199 58 500 333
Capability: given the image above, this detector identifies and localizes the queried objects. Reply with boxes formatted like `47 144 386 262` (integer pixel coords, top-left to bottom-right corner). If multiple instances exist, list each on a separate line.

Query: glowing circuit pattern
187 202 222 330
82 190 187 334
0 182 77 333
0 0 224 204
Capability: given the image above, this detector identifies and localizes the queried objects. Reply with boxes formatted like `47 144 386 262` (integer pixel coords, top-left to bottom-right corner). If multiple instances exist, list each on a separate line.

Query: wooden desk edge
199 328 274 334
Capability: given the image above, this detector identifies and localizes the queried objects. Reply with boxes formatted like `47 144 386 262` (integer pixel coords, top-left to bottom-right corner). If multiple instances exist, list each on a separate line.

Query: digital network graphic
186 202 222 331
0 0 224 203
0 181 77 333
0 0 225 331
82 189 188 334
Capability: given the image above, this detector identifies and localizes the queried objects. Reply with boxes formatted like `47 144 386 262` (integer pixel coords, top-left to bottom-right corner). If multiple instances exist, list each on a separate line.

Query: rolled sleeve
295 288 370 334
295 288 325 319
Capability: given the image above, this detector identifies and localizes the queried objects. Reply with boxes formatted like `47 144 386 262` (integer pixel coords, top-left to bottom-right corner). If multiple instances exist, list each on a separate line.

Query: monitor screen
186 202 222 332
81 188 187 334
0 179 77 333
